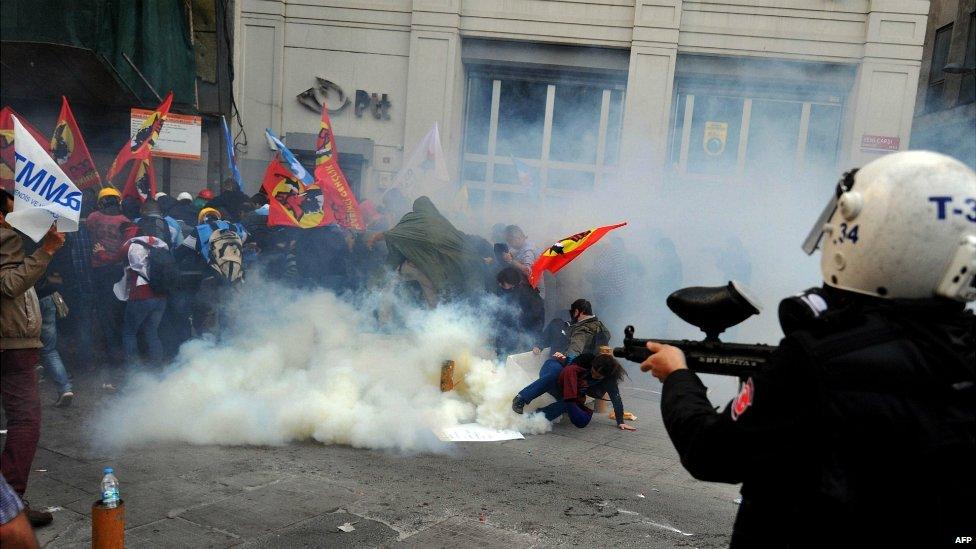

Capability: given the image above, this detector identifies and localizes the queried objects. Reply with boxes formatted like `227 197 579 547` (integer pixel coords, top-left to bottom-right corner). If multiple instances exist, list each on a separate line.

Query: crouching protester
512 354 636 431
193 227 245 339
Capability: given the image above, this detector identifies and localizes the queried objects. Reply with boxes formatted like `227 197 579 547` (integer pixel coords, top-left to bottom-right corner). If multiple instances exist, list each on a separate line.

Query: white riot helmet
803 151 976 302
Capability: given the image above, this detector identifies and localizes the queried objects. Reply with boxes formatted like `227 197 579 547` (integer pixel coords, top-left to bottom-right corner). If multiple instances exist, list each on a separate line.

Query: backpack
137 215 173 248
133 241 179 294
207 228 244 283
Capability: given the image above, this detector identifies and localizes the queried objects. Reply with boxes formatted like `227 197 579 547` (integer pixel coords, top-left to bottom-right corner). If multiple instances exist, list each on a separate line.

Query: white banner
7 116 80 242
391 122 449 196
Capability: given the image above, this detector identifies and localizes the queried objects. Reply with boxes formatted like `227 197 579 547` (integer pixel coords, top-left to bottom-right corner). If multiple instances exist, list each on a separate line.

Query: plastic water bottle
101 467 120 508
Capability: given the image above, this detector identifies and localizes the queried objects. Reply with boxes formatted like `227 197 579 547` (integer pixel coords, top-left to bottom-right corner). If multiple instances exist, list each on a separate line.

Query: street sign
860 134 900 152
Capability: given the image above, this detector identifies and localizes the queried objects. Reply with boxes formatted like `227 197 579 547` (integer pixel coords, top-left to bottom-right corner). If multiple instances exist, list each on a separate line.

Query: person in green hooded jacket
368 196 488 307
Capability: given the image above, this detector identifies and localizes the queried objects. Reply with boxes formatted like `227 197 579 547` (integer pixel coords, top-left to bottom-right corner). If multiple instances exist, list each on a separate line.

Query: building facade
911 0 975 168
233 0 930 210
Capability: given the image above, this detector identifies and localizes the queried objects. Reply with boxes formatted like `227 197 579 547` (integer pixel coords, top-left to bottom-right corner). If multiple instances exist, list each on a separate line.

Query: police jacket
661 295 975 548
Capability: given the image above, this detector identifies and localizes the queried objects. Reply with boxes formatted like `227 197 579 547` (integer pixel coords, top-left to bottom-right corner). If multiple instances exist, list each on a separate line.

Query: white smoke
97 281 551 453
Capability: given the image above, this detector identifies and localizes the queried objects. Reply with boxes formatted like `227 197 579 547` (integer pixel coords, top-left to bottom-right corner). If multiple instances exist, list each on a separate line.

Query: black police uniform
661 295 975 548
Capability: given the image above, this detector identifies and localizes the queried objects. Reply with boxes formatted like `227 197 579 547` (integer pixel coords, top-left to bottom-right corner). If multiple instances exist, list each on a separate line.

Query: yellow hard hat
97 187 122 201
198 207 222 223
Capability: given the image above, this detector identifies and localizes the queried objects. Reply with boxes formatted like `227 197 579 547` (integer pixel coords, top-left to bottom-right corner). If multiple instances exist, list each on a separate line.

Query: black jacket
661 297 975 548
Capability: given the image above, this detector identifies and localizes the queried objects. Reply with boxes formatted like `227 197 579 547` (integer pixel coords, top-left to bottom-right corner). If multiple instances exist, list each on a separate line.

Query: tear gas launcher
613 281 777 380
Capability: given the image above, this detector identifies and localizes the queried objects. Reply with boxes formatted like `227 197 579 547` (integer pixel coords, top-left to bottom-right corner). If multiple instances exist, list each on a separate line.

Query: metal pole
122 52 163 103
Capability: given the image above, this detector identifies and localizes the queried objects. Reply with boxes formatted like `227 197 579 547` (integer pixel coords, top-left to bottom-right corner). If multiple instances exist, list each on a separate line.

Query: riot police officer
643 151 975 548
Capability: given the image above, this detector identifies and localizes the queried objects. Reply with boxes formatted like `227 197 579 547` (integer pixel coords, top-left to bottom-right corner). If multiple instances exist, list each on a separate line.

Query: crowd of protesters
1 180 642 530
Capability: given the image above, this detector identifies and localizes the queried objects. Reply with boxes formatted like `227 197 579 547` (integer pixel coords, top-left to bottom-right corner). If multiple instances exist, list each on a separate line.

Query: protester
120 196 141 220
562 299 610 360
512 353 635 431
85 187 136 389
494 267 545 357
193 227 245 339
154 191 177 216
168 192 199 226
61 225 95 372
1 188 64 528
34 244 74 406
114 230 170 368
134 199 182 249
0 474 39 548
371 196 489 307
208 178 249 221
194 189 214 210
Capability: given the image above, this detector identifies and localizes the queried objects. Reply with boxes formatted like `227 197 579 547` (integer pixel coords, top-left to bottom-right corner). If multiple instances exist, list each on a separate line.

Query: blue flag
222 116 244 192
511 155 541 199
265 129 313 185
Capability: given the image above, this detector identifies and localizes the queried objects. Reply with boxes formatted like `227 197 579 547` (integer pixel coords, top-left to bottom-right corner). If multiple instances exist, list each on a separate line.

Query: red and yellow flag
0 107 50 192
262 155 336 228
314 105 364 230
529 222 628 288
122 157 157 202
106 92 173 183
50 97 102 190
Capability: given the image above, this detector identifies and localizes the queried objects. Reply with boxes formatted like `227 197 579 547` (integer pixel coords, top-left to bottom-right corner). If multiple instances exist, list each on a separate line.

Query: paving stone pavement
3 374 740 548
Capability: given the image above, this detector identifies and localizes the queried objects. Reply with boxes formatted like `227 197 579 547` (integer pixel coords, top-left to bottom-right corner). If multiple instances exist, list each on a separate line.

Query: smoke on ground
96 278 551 453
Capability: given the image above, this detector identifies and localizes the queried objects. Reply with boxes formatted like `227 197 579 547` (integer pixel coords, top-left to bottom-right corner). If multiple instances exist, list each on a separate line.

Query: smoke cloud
97 278 551 452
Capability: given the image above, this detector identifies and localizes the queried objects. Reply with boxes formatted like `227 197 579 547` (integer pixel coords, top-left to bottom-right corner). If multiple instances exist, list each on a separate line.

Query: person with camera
641 151 975 547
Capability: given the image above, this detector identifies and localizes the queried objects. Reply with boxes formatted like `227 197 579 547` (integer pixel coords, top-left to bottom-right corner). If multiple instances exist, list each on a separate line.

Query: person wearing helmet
642 151 975 547
194 189 214 211
168 191 198 227
85 187 137 383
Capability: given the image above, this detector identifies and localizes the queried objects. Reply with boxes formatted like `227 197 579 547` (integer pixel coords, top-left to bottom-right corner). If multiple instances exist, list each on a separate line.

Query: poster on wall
703 121 728 156
130 109 202 160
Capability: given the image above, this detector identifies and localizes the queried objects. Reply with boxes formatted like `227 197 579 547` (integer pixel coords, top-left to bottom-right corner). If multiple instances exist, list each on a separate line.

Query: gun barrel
614 338 777 379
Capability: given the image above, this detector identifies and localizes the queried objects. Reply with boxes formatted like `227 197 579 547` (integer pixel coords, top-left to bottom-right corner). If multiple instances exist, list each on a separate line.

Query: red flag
106 92 173 182
314 106 364 230
122 157 157 202
261 155 336 228
529 222 628 288
50 97 102 190
0 107 50 192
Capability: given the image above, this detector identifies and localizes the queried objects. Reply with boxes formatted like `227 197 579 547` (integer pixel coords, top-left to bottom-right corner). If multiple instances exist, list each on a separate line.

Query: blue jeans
39 295 72 393
518 359 567 420
123 297 167 365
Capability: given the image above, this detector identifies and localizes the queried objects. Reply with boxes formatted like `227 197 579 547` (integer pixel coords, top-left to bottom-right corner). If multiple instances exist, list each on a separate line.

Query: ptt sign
297 78 391 120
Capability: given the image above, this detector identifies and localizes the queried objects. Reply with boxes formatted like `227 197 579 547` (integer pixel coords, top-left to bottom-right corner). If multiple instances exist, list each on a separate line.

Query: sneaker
511 395 525 415
22 501 53 528
55 391 74 407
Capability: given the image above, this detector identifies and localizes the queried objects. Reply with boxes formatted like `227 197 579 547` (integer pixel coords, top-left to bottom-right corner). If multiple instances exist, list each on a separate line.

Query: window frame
460 67 626 213
925 23 955 113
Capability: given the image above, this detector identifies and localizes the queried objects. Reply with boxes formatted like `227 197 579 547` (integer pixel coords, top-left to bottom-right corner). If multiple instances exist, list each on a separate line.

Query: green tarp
1 0 197 105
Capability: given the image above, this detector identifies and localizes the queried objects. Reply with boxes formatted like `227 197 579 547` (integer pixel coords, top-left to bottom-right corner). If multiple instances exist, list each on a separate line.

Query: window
460 70 624 212
669 90 845 184
960 13 976 104
926 24 954 113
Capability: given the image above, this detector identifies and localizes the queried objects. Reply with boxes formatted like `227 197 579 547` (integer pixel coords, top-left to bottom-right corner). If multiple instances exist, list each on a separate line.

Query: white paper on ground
437 423 525 442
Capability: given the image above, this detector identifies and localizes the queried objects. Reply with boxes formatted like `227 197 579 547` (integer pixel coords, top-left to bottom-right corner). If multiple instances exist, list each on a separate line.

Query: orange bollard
91 500 125 549
440 360 455 392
